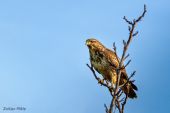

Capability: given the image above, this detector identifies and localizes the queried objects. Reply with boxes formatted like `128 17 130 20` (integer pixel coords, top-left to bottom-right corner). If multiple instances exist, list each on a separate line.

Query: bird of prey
86 38 137 98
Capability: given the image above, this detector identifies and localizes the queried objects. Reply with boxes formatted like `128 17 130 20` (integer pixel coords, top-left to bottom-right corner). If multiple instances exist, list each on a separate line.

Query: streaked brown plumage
86 38 137 98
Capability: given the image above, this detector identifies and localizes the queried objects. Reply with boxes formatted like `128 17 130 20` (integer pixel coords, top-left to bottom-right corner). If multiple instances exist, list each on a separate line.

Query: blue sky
0 0 169 113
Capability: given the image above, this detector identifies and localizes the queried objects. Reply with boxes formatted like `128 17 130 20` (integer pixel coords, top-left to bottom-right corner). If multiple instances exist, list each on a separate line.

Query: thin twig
136 4 147 22
105 104 109 113
121 95 128 112
124 60 131 68
123 54 130 61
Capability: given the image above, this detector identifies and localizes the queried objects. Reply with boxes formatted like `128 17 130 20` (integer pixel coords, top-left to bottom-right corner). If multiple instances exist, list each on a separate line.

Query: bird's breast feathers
90 50 110 74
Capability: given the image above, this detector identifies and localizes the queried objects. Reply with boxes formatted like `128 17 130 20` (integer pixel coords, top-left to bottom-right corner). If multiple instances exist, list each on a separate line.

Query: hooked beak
85 40 90 46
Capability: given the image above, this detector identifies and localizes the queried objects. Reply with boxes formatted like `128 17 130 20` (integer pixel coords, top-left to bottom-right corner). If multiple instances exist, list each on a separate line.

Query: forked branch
87 4 146 113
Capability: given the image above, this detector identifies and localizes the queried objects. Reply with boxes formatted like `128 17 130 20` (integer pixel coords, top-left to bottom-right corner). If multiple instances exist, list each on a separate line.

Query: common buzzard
86 38 137 98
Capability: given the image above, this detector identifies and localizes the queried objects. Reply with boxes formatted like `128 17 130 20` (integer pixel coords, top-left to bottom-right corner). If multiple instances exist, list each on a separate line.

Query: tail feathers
122 82 137 99
130 82 138 91
128 87 137 98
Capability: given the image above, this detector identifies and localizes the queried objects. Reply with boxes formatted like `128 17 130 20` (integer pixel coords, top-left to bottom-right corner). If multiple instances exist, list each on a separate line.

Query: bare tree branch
105 104 109 113
124 60 131 68
123 54 130 61
122 95 128 112
86 4 146 113
136 4 147 23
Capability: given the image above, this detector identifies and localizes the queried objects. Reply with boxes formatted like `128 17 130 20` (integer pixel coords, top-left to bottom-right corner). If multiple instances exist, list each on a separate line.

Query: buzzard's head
86 38 105 51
